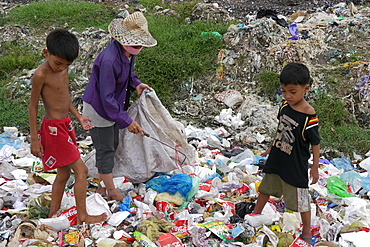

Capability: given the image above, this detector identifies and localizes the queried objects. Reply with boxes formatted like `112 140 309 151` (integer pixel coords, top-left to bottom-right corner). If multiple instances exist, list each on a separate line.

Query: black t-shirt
263 101 320 188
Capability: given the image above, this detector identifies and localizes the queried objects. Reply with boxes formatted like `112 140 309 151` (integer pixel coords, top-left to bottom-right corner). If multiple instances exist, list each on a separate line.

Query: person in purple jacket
82 11 157 201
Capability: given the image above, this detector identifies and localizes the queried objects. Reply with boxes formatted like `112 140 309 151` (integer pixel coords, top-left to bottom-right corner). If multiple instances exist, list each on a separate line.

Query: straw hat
108 11 157 47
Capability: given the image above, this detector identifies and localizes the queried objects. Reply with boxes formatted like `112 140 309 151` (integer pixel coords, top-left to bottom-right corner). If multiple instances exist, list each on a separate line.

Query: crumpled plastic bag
146 174 192 198
113 90 196 183
330 156 354 172
326 176 354 198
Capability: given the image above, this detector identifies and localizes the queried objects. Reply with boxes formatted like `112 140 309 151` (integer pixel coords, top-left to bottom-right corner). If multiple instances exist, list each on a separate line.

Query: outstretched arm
69 101 94 130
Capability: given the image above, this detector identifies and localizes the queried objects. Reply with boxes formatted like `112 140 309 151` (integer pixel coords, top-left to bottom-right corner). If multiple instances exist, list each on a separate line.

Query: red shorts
38 117 80 171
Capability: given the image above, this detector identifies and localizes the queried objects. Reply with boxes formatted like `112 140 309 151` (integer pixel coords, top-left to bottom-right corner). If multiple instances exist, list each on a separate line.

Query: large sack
113 90 196 183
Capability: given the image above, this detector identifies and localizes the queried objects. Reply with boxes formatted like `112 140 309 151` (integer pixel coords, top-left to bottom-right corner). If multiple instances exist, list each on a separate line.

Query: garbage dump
1 0 370 246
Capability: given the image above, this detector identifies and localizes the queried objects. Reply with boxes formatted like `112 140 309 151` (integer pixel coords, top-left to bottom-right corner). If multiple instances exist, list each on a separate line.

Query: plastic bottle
35 216 70 231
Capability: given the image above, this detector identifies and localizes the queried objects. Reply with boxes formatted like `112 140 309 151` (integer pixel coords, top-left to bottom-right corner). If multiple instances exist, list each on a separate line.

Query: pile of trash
1 121 370 246
1 1 370 247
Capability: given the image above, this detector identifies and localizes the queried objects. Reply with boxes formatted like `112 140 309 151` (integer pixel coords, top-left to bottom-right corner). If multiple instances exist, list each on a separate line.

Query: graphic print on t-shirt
272 114 299 155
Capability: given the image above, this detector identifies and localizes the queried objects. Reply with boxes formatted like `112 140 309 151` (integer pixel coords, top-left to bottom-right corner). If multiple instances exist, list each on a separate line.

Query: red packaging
236 184 250 194
58 206 78 226
168 212 177 220
157 233 184 247
199 183 212 192
195 200 208 207
156 201 171 212
289 237 312 247
171 220 190 238
311 225 321 243
222 202 236 215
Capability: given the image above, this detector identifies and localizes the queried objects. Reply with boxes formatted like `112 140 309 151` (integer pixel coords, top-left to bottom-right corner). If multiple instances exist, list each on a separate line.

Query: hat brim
108 17 157 47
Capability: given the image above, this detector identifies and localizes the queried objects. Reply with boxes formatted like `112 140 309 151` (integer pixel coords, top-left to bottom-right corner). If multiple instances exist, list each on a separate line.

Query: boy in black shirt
252 63 320 245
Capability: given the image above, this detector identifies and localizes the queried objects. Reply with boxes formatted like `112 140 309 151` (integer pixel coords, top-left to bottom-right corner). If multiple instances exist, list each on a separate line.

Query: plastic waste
340 170 362 193
326 176 354 198
36 216 70 232
0 131 22 150
245 214 275 227
330 156 354 172
86 193 112 217
360 175 370 193
118 194 132 212
200 31 223 39
146 174 192 198
230 148 256 164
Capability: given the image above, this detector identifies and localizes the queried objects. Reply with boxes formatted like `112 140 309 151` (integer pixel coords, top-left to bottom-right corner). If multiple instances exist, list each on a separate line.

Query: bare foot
78 213 108 225
107 192 124 202
48 209 58 218
96 187 107 196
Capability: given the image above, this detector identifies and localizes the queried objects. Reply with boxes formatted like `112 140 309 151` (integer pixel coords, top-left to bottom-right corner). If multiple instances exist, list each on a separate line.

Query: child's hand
310 168 319 185
30 139 44 158
78 115 94 130
261 148 271 157
135 83 152 96
127 120 144 136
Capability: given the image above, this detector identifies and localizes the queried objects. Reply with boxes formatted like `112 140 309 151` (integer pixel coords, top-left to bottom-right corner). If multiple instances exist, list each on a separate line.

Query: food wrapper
133 231 156 247
289 236 313 247
157 233 184 247
198 221 238 242
58 206 78 226
222 201 236 215
58 231 81 246
171 220 190 238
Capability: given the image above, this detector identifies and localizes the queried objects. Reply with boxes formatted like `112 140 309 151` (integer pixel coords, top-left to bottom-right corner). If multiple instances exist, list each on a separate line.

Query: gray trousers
89 124 119 174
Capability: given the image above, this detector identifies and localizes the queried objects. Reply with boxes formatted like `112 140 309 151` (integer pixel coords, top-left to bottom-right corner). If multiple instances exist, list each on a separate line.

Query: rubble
1 0 370 246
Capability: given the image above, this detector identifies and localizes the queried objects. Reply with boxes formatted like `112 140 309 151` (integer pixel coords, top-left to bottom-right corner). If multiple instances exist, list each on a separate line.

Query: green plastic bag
326 176 354 198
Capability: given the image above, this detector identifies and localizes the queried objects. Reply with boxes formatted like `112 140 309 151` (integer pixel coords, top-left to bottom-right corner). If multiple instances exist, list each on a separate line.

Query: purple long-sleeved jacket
82 40 141 129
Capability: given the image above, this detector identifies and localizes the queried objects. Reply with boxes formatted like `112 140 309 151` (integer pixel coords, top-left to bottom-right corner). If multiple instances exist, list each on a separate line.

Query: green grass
0 41 44 129
135 15 227 105
311 94 370 157
3 1 116 32
255 71 281 100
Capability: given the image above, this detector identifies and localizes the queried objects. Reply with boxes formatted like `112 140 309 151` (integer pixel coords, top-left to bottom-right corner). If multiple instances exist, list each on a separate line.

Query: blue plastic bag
361 174 370 193
146 174 192 198
0 131 22 150
330 156 354 172
118 194 132 212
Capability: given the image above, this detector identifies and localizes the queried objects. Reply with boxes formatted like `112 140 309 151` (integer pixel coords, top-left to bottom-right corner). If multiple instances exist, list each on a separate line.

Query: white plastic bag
113 90 196 183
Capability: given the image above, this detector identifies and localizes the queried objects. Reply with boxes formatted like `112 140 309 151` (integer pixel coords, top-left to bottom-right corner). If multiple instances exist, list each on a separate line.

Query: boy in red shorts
29 29 107 224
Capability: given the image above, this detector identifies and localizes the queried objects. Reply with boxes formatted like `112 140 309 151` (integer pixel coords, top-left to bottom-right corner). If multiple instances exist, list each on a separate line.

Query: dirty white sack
113 90 196 183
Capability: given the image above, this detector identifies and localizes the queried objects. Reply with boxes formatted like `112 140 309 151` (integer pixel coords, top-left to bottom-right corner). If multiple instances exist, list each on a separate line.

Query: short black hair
280 62 310 86
46 29 79 62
